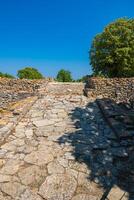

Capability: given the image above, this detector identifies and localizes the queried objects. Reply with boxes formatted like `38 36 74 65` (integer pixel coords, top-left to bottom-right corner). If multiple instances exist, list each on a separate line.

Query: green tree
56 69 72 82
0 72 14 78
90 18 134 77
76 75 91 82
17 67 43 79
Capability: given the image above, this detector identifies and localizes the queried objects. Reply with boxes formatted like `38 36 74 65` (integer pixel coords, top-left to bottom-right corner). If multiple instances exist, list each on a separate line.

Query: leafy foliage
0 72 14 78
17 67 43 79
76 75 91 82
90 18 134 77
56 69 72 82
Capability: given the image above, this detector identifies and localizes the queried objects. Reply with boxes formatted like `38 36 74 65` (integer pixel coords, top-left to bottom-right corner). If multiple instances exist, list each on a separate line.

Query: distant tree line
0 67 44 80
0 67 89 82
0 72 15 79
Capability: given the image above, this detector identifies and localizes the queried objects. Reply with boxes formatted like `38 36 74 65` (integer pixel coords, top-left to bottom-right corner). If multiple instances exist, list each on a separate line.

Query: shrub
0 72 14 78
17 67 43 79
56 69 72 82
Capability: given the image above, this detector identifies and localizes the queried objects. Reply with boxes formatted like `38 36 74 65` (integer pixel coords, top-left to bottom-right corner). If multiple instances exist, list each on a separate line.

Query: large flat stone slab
24 150 54 165
39 173 77 200
33 119 55 127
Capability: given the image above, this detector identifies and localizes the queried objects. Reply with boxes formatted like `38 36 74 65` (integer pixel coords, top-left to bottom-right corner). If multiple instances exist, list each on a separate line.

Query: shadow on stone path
58 100 134 200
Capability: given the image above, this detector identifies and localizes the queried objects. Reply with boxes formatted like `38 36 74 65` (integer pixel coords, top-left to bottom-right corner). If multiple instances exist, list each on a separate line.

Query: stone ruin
85 77 134 107
0 77 134 200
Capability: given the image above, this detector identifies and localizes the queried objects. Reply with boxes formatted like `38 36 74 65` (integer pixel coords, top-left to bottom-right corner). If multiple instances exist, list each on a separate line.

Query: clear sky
0 0 134 79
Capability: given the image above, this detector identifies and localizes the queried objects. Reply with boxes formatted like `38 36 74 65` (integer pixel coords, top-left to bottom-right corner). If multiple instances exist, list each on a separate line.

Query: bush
56 69 72 82
17 67 43 79
76 75 91 82
90 18 134 77
0 72 14 78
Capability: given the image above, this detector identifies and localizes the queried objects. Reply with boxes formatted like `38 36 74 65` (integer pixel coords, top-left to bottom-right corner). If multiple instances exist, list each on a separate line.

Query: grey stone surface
0 182 26 198
18 165 47 186
47 160 65 174
24 150 54 165
0 83 129 200
107 186 126 200
72 194 99 200
39 173 77 200
20 189 42 200
0 159 23 175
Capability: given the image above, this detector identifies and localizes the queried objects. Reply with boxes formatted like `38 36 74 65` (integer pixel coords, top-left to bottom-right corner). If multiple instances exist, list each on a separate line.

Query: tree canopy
90 18 134 77
56 69 72 82
17 67 43 79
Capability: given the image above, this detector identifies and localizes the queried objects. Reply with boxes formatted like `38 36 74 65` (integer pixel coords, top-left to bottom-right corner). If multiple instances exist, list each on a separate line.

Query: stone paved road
0 83 129 200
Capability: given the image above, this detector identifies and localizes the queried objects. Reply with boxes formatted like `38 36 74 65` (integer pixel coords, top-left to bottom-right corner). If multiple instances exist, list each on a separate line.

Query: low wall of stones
85 77 134 103
0 78 49 108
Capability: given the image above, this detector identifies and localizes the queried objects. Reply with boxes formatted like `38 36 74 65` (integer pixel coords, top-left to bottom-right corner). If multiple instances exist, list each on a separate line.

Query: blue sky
0 0 133 79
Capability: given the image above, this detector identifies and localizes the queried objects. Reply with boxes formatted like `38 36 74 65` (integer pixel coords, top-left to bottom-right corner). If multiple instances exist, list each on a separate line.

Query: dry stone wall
1 77 134 109
85 77 134 104
0 79 85 109
0 78 49 108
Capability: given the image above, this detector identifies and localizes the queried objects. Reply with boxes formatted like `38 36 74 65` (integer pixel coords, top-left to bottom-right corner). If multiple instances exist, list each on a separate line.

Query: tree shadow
58 99 134 200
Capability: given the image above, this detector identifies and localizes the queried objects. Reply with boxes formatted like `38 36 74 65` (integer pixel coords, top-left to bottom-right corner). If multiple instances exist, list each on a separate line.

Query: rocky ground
0 83 133 200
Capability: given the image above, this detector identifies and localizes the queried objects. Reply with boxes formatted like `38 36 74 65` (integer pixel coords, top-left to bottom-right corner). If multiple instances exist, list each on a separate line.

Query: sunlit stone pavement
0 83 130 200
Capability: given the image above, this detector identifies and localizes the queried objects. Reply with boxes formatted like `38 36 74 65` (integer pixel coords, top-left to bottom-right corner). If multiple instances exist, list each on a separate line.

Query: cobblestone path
0 83 130 200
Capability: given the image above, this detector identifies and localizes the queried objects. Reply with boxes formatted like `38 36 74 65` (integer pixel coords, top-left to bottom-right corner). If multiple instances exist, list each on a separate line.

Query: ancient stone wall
1 77 134 109
85 77 134 103
0 78 49 108
45 82 85 95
